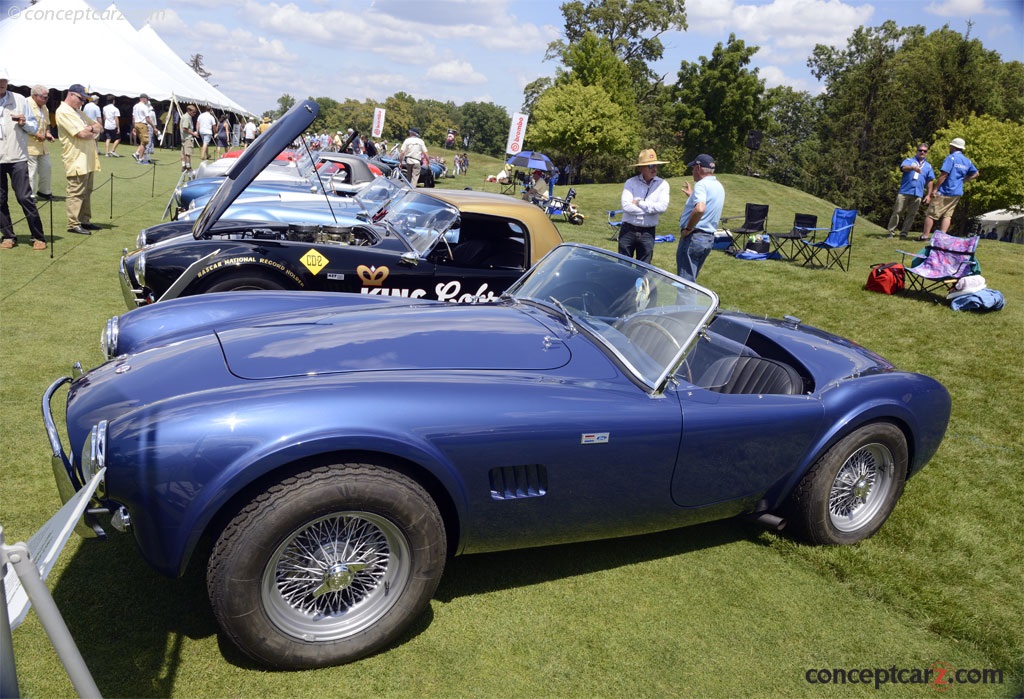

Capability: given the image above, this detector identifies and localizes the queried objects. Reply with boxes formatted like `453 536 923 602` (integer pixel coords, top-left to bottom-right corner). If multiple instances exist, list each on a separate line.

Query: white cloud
146 8 189 33
426 60 488 84
759 65 822 93
925 0 1007 16
688 0 874 52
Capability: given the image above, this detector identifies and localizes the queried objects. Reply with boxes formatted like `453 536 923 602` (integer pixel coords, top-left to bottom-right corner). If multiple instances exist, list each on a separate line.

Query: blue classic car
44 244 950 670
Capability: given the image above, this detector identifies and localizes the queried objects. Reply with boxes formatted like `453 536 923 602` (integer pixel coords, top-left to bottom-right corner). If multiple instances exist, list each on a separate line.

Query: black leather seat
452 239 490 266
699 355 804 395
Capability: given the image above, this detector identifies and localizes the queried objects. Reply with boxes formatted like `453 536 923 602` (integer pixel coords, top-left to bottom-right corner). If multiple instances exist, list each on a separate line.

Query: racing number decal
301 249 329 275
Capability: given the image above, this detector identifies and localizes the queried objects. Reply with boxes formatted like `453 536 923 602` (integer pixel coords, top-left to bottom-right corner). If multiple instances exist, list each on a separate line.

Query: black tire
207 463 446 669
787 423 908 545
569 214 585 225
200 271 289 294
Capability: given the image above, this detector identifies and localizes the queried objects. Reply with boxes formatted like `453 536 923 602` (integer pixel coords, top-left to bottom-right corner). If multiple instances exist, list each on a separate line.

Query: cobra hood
192 99 319 240
218 303 571 379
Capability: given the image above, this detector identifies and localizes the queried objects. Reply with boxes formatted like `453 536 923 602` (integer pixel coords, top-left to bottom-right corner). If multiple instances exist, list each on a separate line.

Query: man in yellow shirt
55 83 102 235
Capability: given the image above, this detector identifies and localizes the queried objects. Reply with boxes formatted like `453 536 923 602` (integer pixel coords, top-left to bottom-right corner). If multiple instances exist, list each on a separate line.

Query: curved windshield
508 244 719 390
381 192 460 256
352 177 407 218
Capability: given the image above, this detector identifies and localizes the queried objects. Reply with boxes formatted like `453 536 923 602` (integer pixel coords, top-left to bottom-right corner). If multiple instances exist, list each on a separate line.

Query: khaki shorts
181 139 194 156
134 123 150 147
926 194 960 220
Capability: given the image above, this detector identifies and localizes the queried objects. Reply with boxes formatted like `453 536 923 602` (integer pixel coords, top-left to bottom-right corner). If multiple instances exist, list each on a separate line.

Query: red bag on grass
865 263 905 294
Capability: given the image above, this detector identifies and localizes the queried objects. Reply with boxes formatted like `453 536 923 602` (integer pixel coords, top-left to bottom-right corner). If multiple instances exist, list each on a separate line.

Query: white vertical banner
372 108 386 138
505 112 528 155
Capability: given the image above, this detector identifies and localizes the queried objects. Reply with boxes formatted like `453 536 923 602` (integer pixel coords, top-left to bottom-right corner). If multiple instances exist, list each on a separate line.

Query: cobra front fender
168 428 470 578
764 372 950 509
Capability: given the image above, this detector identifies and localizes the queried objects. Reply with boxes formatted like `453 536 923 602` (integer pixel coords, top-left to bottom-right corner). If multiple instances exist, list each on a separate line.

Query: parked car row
39 99 951 672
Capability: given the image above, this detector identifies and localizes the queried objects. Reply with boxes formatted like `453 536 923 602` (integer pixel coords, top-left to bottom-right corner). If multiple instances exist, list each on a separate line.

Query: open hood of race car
192 99 319 240
218 304 572 379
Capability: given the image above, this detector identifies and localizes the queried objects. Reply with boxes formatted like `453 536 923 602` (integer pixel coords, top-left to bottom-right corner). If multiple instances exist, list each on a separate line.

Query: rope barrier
2 162 180 302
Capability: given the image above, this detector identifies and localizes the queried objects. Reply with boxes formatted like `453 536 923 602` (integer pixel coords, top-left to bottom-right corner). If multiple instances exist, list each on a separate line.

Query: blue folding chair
607 209 623 240
797 208 857 271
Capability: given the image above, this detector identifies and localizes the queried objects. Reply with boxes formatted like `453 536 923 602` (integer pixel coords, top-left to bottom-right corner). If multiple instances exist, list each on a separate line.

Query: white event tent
0 0 249 114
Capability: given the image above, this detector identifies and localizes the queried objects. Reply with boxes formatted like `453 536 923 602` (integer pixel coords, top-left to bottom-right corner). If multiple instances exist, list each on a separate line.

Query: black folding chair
720 203 769 250
767 213 817 261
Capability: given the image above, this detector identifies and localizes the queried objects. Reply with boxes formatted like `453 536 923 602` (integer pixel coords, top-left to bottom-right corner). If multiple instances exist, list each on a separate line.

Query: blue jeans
617 223 655 263
676 230 714 282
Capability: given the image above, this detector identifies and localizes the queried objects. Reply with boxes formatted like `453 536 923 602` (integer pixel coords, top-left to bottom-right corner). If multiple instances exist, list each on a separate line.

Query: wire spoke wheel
207 463 445 668
263 511 411 642
787 423 908 545
827 443 895 532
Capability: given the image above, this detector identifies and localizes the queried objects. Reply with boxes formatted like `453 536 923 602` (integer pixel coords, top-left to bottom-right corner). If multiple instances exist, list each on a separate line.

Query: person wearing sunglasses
619 148 670 263
886 142 935 240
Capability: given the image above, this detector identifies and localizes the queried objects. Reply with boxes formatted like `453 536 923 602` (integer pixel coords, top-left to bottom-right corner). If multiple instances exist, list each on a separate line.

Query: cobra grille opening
489 464 548 500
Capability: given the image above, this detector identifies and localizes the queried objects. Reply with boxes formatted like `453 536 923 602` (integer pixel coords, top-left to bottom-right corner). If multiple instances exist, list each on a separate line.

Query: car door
670 387 825 507
428 216 529 303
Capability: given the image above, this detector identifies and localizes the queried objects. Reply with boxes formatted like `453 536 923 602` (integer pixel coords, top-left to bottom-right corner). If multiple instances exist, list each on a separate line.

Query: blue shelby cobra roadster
44 243 950 669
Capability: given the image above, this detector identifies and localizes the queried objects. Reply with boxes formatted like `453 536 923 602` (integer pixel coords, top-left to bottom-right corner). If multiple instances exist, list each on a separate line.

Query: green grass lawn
2 145 1021 697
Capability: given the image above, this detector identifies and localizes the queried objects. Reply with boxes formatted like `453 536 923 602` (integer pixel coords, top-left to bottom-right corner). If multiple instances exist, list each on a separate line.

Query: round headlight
82 420 108 483
134 251 146 287
100 316 119 359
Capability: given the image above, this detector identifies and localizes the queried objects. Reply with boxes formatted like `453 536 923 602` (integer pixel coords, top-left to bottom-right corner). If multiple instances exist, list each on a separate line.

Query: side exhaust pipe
748 513 786 531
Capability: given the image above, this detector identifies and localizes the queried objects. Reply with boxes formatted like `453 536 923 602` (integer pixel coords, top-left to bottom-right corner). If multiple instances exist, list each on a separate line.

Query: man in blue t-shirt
920 137 978 240
886 142 935 239
676 153 725 282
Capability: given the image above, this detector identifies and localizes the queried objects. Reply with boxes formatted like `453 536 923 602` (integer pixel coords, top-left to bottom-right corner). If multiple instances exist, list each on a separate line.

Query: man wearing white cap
619 148 670 263
920 137 978 240
0 68 46 250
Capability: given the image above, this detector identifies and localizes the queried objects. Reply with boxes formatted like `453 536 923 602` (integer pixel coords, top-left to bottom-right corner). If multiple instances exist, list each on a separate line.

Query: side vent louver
489 464 548 500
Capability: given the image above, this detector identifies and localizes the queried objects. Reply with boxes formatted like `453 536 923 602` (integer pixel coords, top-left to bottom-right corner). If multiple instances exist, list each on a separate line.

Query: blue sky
6 0 1023 115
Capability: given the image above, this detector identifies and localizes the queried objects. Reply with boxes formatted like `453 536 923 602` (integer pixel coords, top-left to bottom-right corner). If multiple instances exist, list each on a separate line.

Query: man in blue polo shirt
920 137 978 240
886 142 935 239
677 153 725 282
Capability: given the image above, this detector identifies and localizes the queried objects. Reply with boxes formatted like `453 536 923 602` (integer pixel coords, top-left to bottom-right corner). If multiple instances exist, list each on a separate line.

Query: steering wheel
437 234 454 262
622 318 680 351
561 292 610 316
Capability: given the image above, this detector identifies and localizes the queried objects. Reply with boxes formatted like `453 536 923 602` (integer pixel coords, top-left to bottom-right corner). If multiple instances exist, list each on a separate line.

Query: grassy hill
2 147 1021 697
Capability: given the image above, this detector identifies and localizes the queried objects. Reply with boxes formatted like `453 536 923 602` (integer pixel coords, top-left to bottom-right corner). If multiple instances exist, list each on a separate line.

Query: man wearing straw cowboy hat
618 148 670 263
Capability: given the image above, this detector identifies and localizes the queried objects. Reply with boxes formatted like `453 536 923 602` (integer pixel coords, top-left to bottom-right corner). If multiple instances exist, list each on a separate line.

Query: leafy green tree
411 99 458 149
556 33 635 111
931 115 1024 232
522 77 552 115
383 92 417 143
670 34 764 173
273 93 295 119
806 21 1021 223
548 0 687 91
455 101 510 156
808 22 925 215
757 86 821 189
529 81 635 181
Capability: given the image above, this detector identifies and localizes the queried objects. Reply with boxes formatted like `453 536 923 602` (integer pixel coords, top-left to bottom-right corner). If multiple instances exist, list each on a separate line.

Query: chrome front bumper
119 256 150 308
42 376 106 538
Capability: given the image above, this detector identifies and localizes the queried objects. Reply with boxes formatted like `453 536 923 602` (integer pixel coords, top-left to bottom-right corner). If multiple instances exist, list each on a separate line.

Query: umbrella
506 150 555 172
